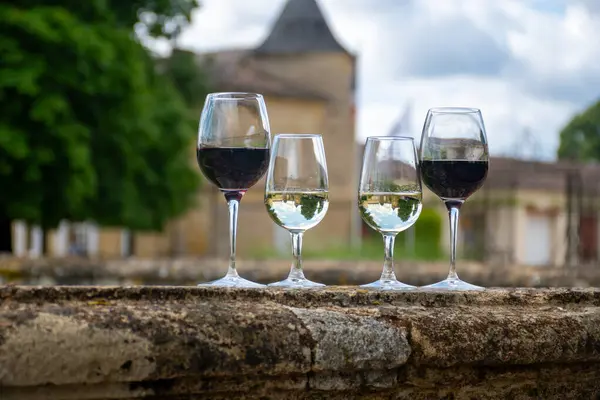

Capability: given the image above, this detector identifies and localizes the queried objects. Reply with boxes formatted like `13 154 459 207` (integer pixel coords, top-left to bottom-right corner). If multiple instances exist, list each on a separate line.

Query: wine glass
358 137 422 290
419 107 489 290
197 93 271 288
265 134 329 288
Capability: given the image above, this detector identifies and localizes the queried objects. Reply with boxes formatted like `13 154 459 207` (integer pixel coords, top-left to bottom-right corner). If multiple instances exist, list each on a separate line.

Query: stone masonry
2 257 600 288
1 286 600 399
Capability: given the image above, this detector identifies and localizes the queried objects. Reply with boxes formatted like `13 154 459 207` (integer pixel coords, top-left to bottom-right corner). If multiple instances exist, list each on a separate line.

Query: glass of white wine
265 134 329 288
358 137 422 290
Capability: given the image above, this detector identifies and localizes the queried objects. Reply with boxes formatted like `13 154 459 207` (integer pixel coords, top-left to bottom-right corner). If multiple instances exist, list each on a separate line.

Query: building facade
457 157 600 267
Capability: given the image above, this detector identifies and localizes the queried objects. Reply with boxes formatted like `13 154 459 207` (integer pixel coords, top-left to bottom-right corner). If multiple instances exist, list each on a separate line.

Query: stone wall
1 257 600 287
1 286 600 399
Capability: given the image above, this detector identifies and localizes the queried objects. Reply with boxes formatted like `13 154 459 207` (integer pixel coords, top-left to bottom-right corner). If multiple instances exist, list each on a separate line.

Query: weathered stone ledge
1 286 600 399
3 257 600 287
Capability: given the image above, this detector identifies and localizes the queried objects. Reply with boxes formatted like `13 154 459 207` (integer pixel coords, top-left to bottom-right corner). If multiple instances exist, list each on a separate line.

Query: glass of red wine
419 107 489 290
197 93 271 288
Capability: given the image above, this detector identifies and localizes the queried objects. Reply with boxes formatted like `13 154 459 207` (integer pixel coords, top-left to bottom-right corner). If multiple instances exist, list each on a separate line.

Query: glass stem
226 198 240 278
380 233 398 282
288 231 306 281
446 202 462 281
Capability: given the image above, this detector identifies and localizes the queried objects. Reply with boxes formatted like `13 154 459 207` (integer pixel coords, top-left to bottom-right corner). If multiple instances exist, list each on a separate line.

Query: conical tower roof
256 0 348 54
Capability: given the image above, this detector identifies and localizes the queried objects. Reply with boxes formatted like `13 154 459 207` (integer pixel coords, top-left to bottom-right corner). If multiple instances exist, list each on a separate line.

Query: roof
255 0 348 54
486 157 600 195
355 142 600 194
197 51 329 100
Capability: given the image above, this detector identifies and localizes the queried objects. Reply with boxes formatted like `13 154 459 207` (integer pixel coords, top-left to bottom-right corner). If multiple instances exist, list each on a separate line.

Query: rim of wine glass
366 136 414 141
275 133 322 139
428 107 480 114
207 92 264 100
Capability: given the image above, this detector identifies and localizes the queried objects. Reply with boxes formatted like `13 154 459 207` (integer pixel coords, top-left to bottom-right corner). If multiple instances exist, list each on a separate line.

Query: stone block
0 286 599 398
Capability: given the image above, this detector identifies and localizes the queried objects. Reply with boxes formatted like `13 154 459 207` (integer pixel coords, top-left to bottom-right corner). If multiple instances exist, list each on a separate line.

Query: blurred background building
4 0 600 269
10 0 359 260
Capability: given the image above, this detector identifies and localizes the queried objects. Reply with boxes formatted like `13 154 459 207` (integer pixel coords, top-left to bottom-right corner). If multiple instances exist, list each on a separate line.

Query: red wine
197 147 270 191
421 160 488 200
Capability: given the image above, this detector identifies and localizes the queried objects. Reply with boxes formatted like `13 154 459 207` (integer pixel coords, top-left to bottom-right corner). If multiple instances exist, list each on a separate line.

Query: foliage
558 99 600 161
113 0 199 39
358 191 424 229
159 48 210 107
396 195 420 221
395 207 443 259
253 207 444 261
299 193 326 221
250 237 444 262
15 0 199 40
0 5 119 228
410 207 441 249
84 67 201 230
0 0 205 251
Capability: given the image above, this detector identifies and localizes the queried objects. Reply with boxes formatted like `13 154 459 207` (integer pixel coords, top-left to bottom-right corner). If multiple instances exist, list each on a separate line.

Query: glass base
197 275 265 288
421 278 484 291
360 279 416 291
268 277 325 288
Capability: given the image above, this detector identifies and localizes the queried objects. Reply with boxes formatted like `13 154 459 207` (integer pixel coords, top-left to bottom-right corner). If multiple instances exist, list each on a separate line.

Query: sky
148 0 600 160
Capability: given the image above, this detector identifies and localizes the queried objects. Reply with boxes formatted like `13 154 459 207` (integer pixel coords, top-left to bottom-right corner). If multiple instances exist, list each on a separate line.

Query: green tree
109 0 199 39
83 61 201 230
16 0 199 40
299 193 326 221
397 207 443 260
0 1 204 252
160 48 211 108
396 195 421 221
558 99 600 161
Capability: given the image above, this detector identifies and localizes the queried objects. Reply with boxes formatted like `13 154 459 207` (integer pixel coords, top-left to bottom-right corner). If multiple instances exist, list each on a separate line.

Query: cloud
357 76 576 160
504 3 600 104
178 0 284 51
398 17 510 77
168 0 599 160
577 0 600 14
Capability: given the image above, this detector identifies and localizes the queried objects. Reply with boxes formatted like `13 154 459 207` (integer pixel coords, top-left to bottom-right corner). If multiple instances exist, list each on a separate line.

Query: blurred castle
9 0 600 267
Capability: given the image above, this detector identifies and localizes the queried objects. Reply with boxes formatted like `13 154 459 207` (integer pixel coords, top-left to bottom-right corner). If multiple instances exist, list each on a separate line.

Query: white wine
265 191 329 231
358 192 422 233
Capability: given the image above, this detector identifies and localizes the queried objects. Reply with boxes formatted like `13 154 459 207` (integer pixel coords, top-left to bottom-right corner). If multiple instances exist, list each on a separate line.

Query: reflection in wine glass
265 134 329 288
358 137 422 290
